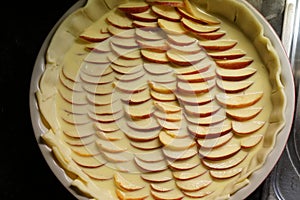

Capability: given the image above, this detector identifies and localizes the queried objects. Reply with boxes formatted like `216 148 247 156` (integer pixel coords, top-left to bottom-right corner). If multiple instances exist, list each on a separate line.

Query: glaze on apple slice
216 67 257 81
197 132 233 149
167 49 206 66
151 189 184 200
167 155 200 170
176 175 212 192
226 107 262 121
128 8 158 22
159 131 196 150
146 0 185 7
116 187 149 200
216 57 254 69
188 119 231 138
210 167 243 179
184 101 221 117
241 134 263 148
141 49 169 63
114 172 146 191
216 79 254 93
141 170 173 182
107 10 133 29
71 153 106 168
118 1 150 13
172 164 207 180
199 39 237 51
135 157 168 172
181 18 220 33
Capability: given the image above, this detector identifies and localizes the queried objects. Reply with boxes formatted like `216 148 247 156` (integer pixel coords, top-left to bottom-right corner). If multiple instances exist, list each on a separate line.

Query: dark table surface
0 0 288 199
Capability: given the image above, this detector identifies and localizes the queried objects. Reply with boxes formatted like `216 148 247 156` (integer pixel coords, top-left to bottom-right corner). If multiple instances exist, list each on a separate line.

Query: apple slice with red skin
131 138 162 150
176 175 212 192
195 31 226 40
199 39 237 51
208 49 246 60
158 19 187 34
199 139 241 160
135 28 164 41
107 25 136 38
137 39 169 52
176 69 215 83
216 79 254 93
210 167 243 179
173 164 207 180
110 37 138 48
118 2 150 13
183 0 220 25
226 107 262 121
181 18 220 33
133 20 158 29
177 79 215 94
143 62 173 75
159 130 196 150
114 172 145 191
150 181 175 192
197 132 233 149
216 57 254 69
141 49 169 63
128 8 158 22
106 10 133 29
79 28 111 42
162 146 197 160
141 170 173 182
216 67 257 81
216 92 263 109
176 90 214 105
241 134 263 148
167 155 200 170
146 0 185 7
150 189 184 200
202 149 248 170
122 125 160 141
184 101 221 117
232 120 265 135
116 187 149 200
151 4 182 22
134 157 168 172
167 34 197 46
167 49 206 66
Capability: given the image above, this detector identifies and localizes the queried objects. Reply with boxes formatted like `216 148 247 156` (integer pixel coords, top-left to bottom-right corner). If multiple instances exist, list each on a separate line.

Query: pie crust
35 0 286 199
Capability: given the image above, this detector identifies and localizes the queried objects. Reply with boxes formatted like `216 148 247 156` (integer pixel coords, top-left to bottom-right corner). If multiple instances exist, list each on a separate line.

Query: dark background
0 0 269 199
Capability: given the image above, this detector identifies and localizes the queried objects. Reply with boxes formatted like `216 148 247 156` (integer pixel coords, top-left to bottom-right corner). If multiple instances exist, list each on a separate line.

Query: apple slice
127 117 161 131
118 2 150 13
199 140 241 160
188 119 231 138
128 8 158 22
167 49 206 66
167 34 196 46
176 175 212 192
232 120 265 135
156 118 182 130
176 69 215 83
89 101 122 115
195 31 226 40
216 57 254 69
111 44 141 60
159 131 196 150
184 101 221 117
85 39 111 53
183 190 213 198
216 92 263 108
148 81 175 93
210 167 243 179
122 125 160 141
83 82 114 95
109 53 143 67
216 79 254 93
84 51 111 64
199 39 237 51
135 149 165 162
96 130 123 141
146 0 185 7
135 28 164 41
125 99 154 120
71 153 106 168
173 164 207 180
151 5 182 22
154 110 182 122
79 28 111 42
197 132 233 149
208 49 246 60
116 187 149 200
158 19 187 34
86 93 116 106
95 120 121 133
80 70 114 85
69 142 100 157
137 39 169 52
133 20 158 29
151 90 177 101
168 41 202 54
102 150 133 163
121 87 151 104
150 181 175 192
110 37 138 48
143 62 173 75
110 64 143 75
150 189 184 200
177 79 215 94
216 67 257 81
141 170 173 182
58 86 87 105
167 155 200 170
202 149 248 169
82 165 114 180
181 18 220 33
226 107 262 121
176 90 213 105
114 172 145 191
183 0 220 24
88 110 123 123
131 138 162 150
173 58 212 75
116 70 145 82
80 62 112 77
162 146 197 160
107 25 136 38
154 101 181 113
106 10 133 29
96 138 128 153
62 132 95 146
241 134 263 148
141 49 169 63
135 157 168 172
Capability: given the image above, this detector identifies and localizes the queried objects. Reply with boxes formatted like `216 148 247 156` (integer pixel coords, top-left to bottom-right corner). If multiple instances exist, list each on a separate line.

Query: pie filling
36 0 286 199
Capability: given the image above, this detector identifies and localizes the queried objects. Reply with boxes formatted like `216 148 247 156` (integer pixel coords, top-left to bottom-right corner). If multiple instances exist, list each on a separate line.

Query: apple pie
36 0 286 199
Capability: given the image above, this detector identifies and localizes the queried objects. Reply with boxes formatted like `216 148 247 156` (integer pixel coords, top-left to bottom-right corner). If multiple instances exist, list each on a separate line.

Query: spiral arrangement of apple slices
55 0 269 199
